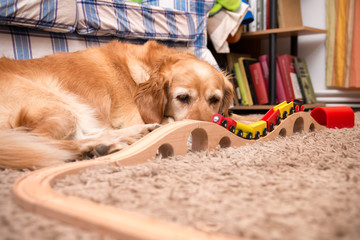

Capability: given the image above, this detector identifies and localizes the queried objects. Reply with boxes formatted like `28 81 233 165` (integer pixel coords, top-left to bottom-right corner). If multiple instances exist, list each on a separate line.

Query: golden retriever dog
0 41 234 169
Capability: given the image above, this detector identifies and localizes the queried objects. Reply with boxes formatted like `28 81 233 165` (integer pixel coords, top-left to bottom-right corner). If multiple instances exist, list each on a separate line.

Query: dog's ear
220 75 234 117
134 72 169 124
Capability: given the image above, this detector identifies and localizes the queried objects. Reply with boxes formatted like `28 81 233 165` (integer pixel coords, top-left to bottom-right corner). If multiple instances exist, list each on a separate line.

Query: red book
275 63 287 103
249 62 269 105
258 54 287 104
258 55 269 91
277 54 295 101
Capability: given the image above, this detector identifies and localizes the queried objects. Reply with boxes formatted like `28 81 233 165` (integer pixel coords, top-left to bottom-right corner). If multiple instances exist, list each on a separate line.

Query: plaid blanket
0 0 217 66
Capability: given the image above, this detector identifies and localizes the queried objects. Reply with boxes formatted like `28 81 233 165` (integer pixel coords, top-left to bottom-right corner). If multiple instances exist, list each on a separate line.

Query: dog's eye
176 94 190 104
209 96 219 104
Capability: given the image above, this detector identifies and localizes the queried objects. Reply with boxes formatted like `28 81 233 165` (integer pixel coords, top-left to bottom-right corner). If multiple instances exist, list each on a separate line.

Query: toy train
211 100 304 139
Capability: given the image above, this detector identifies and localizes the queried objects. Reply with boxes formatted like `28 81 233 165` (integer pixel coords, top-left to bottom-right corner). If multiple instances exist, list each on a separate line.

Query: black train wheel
276 116 281 125
290 107 294 115
282 111 288 119
221 119 228 128
229 126 235 133
237 130 243 137
254 131 260 139
270 123 275 132
246 132 252 139
262 128 267 136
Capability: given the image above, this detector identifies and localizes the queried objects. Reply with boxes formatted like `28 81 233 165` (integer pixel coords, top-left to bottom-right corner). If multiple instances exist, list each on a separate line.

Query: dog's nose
186 104 213 122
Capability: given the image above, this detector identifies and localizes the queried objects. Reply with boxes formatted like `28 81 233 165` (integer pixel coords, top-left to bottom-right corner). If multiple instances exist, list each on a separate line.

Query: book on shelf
275 63 287 103
256 0 264 31
285 55 304 101
248 0 257 32
277 0 303 28
228 54 317 107
234 83 242 105
265 0 270 30
226 53 252 106
293 58 317 104
277 54 297 101
248 62 269 105
238 57 255 105
230 70 242 106
258 54 287 103
249 0 271 32
258 55 270 91
234 62 250 105
241 58 259 105
248 0 270 32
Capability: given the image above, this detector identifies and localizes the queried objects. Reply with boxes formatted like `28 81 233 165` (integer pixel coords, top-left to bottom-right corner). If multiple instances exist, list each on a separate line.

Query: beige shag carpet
1 112 360 240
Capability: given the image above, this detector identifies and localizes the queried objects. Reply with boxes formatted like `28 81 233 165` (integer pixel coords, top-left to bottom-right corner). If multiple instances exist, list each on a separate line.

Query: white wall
299 0 360 106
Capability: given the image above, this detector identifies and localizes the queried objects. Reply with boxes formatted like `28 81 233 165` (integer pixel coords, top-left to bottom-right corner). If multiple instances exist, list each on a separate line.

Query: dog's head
135 54 233 124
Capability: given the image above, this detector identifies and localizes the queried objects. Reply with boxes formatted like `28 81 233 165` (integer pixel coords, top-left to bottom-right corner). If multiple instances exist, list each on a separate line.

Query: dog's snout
185 101 214 122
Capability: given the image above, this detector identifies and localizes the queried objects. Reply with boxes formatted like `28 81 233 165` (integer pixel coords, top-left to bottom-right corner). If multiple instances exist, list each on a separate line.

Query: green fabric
128 0 142 3
209 3 223 16
210 0 241 16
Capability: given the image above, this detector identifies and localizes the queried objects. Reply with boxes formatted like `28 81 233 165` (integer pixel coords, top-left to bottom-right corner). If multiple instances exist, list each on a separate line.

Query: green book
234 62 249 106
293 58 317 104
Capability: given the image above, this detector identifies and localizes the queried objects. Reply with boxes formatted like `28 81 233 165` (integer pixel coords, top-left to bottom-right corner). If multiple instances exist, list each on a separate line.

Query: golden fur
0 41 233 169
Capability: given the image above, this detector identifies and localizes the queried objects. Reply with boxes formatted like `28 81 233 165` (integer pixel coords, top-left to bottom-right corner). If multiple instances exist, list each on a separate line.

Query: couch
0 0 218 66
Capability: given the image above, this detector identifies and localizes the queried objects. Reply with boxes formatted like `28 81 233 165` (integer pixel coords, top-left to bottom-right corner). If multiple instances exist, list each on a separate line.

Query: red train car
211 114 227 128
211 115 239 134
261 108 281 132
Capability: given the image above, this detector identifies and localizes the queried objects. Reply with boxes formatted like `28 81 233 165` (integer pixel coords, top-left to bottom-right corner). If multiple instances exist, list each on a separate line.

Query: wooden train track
13 112 324 240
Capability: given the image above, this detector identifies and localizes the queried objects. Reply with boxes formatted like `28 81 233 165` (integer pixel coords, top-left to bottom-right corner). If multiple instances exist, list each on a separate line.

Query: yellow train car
235 120 267 139
273 101 294 119
235 122 253 138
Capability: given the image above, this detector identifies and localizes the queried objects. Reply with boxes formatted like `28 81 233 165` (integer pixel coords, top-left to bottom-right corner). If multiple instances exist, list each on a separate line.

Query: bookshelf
242 26 327 39
241 26 327 57
229 1 327 112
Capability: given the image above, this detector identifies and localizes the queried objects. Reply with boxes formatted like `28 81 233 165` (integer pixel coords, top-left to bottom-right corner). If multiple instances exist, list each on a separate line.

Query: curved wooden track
13 112 324 240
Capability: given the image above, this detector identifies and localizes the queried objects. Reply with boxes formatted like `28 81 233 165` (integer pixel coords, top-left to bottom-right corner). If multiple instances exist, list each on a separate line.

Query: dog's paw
85 144 111 158
81 123 161 159
84 140 131 159
141 123 161 134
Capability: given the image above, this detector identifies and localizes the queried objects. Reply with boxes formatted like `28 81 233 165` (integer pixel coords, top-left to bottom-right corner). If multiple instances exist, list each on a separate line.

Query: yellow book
238 57 257 106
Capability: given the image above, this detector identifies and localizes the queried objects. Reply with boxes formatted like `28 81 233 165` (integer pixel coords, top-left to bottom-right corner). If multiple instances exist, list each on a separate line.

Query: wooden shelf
230 103 326 111
242 26 327 39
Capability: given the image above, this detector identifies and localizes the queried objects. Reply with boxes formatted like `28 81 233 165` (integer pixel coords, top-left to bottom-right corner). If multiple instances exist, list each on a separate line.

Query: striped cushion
76 0 201 42
0 0 77 33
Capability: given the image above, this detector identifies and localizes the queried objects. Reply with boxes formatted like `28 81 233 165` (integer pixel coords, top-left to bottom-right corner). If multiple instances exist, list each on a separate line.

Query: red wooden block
311 106 354 129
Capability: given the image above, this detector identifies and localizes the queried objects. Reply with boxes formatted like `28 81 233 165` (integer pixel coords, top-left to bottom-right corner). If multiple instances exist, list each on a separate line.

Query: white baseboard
316 90 360 105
